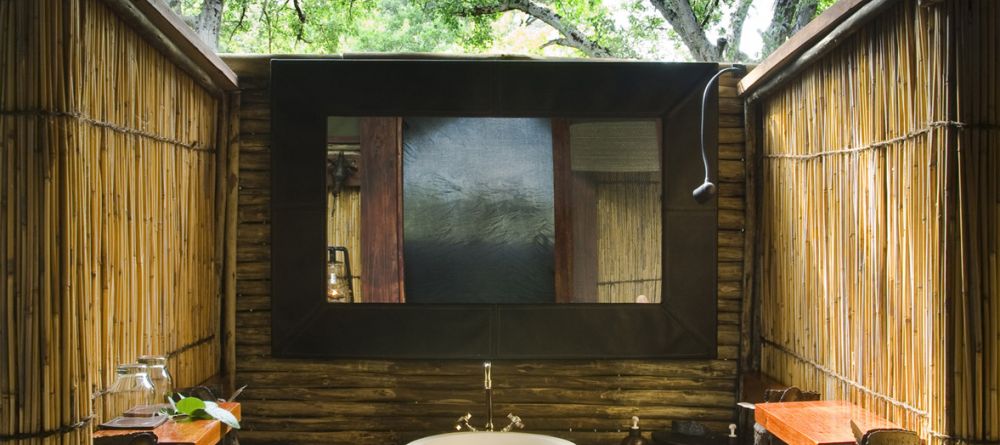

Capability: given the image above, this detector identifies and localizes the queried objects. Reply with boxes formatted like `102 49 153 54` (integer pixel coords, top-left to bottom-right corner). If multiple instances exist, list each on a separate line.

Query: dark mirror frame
270 59 720 359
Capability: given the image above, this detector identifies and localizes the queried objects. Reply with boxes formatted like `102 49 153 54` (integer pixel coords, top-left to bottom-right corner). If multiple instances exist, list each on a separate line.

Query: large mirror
325 116 662 304
270 59 718 358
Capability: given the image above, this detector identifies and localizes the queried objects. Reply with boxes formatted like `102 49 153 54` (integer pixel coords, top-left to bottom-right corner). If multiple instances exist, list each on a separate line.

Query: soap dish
98 415 168 430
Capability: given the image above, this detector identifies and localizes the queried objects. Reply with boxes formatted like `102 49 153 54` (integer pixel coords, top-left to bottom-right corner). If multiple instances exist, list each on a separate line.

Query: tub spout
484 361 494 431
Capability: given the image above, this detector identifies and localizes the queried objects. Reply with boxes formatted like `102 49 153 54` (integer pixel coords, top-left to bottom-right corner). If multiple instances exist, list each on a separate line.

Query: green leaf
203 401 241 429
175 397 206 416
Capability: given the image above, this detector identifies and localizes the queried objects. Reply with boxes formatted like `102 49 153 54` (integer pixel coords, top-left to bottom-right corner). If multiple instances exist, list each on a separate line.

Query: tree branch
724 0 753 61
460 0 616 58
762 0 796 55
762 0 819 56
795 0 818 30
699 0 719 29
292 0 308 43
647 0 718 61
229 3 247 42
194 0 224 50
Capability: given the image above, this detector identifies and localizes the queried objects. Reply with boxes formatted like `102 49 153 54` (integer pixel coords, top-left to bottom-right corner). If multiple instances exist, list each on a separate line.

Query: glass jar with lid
99 363 155 423
137 355 173 404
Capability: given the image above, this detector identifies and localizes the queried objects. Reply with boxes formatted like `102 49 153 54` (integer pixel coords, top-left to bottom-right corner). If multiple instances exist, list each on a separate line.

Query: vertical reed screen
758 1 949 442
953 0 1000 441
1 0 223 442
595 172 662 303
328 190 363 299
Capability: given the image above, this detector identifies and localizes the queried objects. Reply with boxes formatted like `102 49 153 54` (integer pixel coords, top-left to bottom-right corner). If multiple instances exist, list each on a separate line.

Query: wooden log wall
755 1 998 444
1 0 225 442
225 54 750 445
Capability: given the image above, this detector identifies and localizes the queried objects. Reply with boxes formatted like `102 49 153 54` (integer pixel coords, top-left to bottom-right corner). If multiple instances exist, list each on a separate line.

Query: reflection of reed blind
570 121 659 172
402 117 555 304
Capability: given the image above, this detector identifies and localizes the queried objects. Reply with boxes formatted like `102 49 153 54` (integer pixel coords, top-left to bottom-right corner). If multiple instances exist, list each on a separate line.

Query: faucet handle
455 413 478 432
501 413 524 432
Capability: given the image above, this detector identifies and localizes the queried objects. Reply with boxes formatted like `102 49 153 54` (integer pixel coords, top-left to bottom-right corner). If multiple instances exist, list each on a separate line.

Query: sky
740 0 776 58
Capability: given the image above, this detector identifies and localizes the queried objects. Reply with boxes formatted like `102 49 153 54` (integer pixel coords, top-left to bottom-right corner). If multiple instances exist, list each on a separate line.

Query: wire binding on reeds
0 417 93 441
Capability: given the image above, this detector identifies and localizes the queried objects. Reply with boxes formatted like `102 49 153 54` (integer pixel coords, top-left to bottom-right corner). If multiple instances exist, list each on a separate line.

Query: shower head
692 181 717 204
694 65 747 204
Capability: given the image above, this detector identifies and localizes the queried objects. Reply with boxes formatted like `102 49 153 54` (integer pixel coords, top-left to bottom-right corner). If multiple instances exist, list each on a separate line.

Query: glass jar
100 363 155 422
137 355 173 403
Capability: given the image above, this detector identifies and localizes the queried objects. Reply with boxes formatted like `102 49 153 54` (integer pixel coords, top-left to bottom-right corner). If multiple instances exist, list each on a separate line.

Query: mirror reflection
326 116 662 304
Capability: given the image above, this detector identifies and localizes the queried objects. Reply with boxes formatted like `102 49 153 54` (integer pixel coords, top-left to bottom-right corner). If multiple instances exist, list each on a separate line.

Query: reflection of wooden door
359 117 405 302
553 119 664 304
553 119 598 303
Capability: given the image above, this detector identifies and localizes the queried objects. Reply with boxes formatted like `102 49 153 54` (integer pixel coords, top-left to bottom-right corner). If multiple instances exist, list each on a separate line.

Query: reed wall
226 55 749 445
952 1 999 442
755 1 997 443
327 189 364 300
1 0 225 442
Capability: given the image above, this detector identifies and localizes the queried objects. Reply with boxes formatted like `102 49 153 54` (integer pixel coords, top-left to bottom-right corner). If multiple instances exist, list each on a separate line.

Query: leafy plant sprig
160 394 241 429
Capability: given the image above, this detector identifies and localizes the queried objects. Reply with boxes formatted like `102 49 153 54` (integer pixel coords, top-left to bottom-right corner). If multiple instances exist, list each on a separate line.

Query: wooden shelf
94 402 241 445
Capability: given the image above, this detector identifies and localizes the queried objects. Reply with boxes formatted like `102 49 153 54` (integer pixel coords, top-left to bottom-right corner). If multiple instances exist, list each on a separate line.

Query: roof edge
739 0 890 96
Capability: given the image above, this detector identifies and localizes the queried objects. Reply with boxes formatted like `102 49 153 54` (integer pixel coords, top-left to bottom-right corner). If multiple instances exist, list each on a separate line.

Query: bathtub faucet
454 412 525 433
484 361 494 431
452 362 525 433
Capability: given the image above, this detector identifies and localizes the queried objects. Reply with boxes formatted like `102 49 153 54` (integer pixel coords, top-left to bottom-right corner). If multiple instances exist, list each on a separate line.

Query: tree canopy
168 0 832 62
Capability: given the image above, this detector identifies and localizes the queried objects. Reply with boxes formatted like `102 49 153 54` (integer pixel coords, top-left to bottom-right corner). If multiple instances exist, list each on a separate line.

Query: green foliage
344 0 484 53
816 0 836 18
173 0 839 60
218 0 369 53
690 0 734 31
163 394 241 429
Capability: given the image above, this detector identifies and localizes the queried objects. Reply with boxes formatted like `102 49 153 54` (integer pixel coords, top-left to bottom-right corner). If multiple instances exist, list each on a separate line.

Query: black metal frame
270 58 719 359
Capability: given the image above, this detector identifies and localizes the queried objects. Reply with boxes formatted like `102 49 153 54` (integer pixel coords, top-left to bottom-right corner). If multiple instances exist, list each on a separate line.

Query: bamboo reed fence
757 1 997 444
594 172 662 303
1 0 225 442
952 1 999 442
328 189 363 299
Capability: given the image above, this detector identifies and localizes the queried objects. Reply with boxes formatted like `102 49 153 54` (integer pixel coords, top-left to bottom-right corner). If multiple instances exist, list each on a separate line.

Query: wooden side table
94 402 241 445
754 401 900 445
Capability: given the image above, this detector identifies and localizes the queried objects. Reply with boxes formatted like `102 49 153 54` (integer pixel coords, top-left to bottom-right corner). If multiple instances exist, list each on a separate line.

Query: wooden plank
223 92 241 394
741 99 759 373
552 119 574 303
360 117 405 302
553 119 600 303
94 403 241 445
738 0 869 94
754 401 901 445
